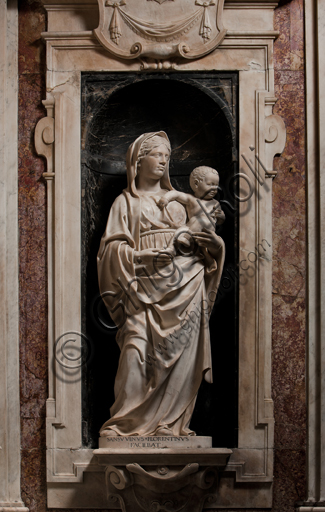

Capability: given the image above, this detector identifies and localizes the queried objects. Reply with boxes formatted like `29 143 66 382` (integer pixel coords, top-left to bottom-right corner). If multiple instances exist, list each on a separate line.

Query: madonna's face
137 144 170 182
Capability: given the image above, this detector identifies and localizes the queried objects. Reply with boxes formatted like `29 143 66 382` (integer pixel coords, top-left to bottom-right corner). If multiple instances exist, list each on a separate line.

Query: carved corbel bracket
95 448 231 512
105 463 217 512
259 95 286 178
264 113 286 177
35 97 55 178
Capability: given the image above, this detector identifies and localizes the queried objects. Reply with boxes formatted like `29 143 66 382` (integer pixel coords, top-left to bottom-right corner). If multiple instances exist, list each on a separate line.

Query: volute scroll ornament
102 462 221 512
264 113 286 177
94 0 226 64
35 98 55 178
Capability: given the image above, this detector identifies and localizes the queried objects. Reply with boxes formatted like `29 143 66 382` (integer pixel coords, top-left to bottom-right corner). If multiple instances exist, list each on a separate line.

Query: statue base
98 435 212 450
94 444 232 512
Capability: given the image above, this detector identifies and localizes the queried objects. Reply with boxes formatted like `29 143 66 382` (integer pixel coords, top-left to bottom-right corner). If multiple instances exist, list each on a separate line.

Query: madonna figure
97 132 225 437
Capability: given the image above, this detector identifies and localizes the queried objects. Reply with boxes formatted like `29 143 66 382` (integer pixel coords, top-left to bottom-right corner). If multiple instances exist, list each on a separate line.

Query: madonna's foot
100 428 119 437
154 426 173 436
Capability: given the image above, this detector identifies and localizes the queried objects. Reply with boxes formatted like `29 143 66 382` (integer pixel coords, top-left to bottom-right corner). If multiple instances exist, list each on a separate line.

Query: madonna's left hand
192 228 224 260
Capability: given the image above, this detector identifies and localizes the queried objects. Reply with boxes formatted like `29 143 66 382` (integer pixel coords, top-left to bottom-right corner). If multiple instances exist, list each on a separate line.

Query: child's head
189 166 219 199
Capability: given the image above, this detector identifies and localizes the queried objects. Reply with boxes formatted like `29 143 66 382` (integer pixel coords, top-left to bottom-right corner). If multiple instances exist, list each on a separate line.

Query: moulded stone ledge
94 447 233 466
0 508 30 512
296 508 325 512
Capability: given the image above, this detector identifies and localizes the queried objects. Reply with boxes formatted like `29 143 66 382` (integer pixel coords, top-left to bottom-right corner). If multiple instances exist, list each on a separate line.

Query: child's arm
211 201 226 225
216 210 226 225
157 190 195 209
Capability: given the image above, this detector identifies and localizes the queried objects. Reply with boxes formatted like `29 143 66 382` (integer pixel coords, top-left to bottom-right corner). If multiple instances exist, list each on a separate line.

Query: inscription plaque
98 435 212 450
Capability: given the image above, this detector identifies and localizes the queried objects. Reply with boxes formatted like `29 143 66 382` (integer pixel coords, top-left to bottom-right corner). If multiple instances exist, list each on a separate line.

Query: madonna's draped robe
97 131 225 437
97 190 225 436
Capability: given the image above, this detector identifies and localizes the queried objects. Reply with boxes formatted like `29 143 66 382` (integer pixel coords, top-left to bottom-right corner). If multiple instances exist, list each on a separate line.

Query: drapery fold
97 191 225 436
118 7 202 41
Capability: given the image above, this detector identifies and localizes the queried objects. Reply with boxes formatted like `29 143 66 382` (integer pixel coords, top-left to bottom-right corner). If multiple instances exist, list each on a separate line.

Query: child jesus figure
157 166 225 255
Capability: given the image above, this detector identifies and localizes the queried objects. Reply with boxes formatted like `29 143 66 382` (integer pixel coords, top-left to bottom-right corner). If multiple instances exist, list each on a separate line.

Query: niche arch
81 73 239 448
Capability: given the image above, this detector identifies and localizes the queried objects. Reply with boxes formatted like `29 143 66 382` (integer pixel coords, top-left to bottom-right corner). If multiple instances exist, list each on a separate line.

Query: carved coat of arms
94 0 226 61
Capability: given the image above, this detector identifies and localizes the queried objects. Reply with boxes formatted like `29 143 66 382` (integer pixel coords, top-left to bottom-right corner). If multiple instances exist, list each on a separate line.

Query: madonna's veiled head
126 132 172 197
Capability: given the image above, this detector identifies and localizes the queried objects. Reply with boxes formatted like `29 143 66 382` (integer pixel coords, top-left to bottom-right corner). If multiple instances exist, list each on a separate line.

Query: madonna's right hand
134 248 172 267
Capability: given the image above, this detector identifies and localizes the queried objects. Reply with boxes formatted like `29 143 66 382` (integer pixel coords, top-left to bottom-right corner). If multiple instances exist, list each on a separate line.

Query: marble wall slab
272 0 306 509
18 2 47 510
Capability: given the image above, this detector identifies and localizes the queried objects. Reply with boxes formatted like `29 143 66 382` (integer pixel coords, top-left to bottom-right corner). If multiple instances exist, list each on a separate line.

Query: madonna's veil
126 131 173 197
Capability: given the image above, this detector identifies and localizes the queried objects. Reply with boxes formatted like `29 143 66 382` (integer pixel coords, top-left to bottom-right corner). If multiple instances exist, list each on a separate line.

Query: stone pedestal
94 443 232 512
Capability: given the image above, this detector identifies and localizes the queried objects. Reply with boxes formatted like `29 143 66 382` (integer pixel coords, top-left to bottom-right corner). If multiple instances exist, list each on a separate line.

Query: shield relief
94 0 226 61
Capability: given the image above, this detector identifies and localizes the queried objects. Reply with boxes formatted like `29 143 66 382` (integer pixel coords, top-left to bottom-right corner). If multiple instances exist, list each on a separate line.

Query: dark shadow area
81 73 238 449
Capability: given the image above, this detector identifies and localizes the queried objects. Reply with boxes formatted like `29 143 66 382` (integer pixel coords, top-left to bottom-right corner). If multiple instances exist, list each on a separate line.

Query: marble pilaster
0 1 28 511
297 0 325 510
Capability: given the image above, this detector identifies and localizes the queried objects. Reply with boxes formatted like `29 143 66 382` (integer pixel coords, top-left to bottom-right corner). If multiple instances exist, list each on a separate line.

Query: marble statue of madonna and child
97 131 226 438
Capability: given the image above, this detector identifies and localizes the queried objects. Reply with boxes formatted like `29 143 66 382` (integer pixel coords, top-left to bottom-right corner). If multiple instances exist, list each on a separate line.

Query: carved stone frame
35 1 286 508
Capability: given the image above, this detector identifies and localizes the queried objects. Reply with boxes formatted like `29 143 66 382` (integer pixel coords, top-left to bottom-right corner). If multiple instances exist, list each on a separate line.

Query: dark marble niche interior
81 72 239 449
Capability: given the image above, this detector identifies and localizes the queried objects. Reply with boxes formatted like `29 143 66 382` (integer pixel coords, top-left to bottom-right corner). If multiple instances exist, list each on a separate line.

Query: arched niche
80 73 239 448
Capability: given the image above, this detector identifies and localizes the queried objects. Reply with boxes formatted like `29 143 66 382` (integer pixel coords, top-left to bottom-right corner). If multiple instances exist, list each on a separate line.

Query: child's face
195 171 219 199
